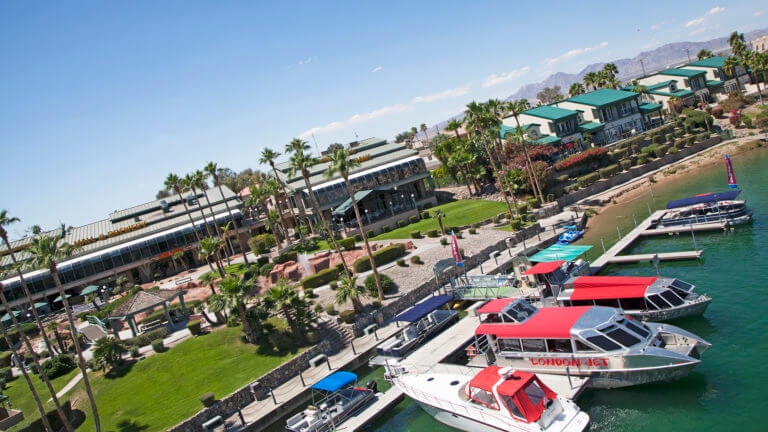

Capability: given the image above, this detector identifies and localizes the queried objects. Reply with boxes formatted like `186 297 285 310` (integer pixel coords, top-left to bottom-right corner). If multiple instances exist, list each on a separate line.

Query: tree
26 234 101 431
631 85 649 103
93 337 126 369
729 31 746 56
569 83 585 97
199 237 227 278
199 272 218 296
536 86 564 104
501 100 545 204
266 279 304 338
155 189 171 199
602 63 619 81
247 181 283 247
205 162 249 264
265 178 291 247
182 173 213 238
749 52 767 105
219 222 235 266
260 148 305 243
48 321 67 353
195 169 226 247
164 174 203 244
335 273 366 313
420 123 428 143
583 71 599 91
722 56 743 93
218 276 257 342
433 209 446 235
205 293 228 323
697 49 714 60
326 148 384 299
286 139 351 279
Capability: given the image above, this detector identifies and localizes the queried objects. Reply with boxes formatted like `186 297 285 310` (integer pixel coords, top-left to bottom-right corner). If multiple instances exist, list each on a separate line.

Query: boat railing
664 208 748 226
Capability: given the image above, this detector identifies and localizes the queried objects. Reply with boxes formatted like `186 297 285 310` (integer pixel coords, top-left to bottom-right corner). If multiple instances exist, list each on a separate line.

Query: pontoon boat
655 190 751 227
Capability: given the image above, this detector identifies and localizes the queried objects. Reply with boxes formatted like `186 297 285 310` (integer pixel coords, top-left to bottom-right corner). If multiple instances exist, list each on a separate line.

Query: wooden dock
336 387 405 431
606 250 703 263
640 221 727 236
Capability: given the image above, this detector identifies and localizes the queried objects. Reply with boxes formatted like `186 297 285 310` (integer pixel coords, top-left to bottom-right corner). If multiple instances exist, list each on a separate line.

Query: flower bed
553 147 608 171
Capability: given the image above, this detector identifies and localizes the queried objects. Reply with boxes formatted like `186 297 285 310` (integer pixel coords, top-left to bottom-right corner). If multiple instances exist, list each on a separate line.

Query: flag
725 154 738 189
450 231 463 267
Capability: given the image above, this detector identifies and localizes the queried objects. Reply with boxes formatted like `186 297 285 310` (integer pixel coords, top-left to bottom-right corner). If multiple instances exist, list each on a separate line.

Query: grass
71 326 302 432
371 200 508 240
5 368 80 431
198 262 250 280
496 220 536 231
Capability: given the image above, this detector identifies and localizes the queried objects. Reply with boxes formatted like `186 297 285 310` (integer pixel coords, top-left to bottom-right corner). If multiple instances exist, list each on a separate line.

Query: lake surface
367 146 768 432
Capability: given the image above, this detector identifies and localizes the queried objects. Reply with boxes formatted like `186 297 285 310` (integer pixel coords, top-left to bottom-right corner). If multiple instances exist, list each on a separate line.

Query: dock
640 221 727 236
606 250 703 263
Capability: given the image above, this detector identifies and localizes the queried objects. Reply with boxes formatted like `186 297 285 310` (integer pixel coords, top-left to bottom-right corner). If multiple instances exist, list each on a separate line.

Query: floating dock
606 250 704 263
640 221 728 236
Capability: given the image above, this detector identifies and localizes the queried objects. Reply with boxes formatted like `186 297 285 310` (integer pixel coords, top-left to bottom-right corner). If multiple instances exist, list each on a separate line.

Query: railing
662 208 748 227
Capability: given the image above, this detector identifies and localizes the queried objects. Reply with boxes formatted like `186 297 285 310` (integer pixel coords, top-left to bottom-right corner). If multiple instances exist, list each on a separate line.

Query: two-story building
636 68 710 105
682 56 752 96
504 105 583 147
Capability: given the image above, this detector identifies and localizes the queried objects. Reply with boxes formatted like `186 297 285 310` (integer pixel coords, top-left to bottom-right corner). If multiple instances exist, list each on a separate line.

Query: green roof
650 89 694 97
639 103 662 113
686 56 727 69
646 80 675 91
531 135 562 145
578 122 604 132
499 123 538 138
530 244 593 262
564 89 639 107
658 68 706 78
706 80 724 87
522 106 579 121
332 190 374 215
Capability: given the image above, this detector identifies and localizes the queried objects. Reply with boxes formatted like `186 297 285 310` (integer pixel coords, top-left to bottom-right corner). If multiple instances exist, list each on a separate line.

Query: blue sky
1 1 764 237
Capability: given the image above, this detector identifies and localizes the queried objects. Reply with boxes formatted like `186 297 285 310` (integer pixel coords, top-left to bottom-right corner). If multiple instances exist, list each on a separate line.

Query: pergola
107 289 188 339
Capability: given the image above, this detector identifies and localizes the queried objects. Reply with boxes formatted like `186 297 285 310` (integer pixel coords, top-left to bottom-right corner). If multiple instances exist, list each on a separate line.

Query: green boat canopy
80 285 100 296
53 294 72 302
529 244 593 262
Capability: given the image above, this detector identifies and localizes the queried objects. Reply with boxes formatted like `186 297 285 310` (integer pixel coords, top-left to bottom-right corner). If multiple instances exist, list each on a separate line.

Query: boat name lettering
530 357 608 367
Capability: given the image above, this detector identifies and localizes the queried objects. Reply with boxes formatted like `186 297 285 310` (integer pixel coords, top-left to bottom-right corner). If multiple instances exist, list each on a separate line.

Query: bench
364 324 378 335
175 276 193 286
202 416 223 431
139 320 163 333
309 354 327 368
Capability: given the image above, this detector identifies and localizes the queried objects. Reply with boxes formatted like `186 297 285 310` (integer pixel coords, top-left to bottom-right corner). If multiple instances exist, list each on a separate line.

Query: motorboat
556 276 711 321
654 190 751 227
469 298 710 388
390 364 589 432
555 227 583 245
520 260 590 298
285 371 376 432
370 295 458 365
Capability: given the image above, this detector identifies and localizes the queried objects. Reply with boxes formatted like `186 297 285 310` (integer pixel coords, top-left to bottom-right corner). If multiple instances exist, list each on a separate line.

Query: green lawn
371 200 509 240
496 220 536 231
198 262 250 280
5 368 80 431
72 326 302 431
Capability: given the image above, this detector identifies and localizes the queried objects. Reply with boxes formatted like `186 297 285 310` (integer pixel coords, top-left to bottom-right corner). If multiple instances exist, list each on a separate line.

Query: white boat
655 190 751 227
470 299 710 388
391 365 589 432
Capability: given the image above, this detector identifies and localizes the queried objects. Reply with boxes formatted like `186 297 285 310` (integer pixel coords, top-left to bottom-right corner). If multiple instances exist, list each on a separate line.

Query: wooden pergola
107 289 188 339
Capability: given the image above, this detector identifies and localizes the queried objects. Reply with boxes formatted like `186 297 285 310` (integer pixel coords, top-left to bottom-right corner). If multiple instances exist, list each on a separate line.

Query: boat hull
626 296 711 321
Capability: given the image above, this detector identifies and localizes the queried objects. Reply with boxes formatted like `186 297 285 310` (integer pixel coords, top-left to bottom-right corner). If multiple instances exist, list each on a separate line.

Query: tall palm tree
723 56 743 93
433 209 447 236
569 83 585 97
164 174 202 244
182 173 213 238
204 162 248 264
47 321 67 353
194 170 223 239
218 276 256 342
260 148 305 243
266 279 303 338
287 140 351 278
205 293 228 323
583 71 599 91
420 123 428 143
697 49 714 60
249 183 283 247
602 63 619 81
284 141 316 234
445 119 463 140
325 148 384 300
199 272 218 296
729 31 746 56
219 221 234 266
26 234 101 431
265 178 291 247
501 100 545 204
631 84 649 103
199 237 226 278
749 52 766 105
335 273 366 313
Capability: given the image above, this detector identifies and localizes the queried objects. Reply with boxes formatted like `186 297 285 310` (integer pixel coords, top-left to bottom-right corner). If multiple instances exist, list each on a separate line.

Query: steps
319 318 355 352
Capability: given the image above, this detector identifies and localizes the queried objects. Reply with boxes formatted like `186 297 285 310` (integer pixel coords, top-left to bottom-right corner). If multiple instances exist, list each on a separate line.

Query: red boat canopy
468 366 505 392
468 366 557 423
476 298 516 314
475 306 591 339
573 276 657 289
522 260 566 275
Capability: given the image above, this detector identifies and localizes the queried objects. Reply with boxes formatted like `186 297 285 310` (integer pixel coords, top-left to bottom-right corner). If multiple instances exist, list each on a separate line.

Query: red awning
477 299 516 314
468 366 503 392
568 285 649 300
522 260 566 275
573 276 657 289
496 370 535 396
475 306 591 339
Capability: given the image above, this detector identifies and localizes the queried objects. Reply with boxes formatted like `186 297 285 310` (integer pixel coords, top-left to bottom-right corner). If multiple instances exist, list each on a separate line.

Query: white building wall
552 101 598 122
513 113 557 136
682 66 718 81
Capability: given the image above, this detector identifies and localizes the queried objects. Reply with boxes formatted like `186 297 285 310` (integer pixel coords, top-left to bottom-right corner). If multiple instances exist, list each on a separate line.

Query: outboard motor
366 380 378 392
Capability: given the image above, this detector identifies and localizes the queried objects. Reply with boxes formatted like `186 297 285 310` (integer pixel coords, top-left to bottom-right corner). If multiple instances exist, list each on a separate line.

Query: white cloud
543 42 608 67
650 23 662 31
371 66 383 73
753 11 764 17
708 6 725 15
686 6 725 27
297 56 318 66
298 104 411 138
686 17 705 28
481 66 531 87
412 86 470 103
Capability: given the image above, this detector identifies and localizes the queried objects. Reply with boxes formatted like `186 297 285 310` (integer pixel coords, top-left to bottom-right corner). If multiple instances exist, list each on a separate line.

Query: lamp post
410 193 417 210
364 208 370 225
388 201 394 217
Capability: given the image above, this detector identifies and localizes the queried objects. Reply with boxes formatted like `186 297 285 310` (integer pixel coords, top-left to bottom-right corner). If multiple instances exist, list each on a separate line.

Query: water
367 146 768 432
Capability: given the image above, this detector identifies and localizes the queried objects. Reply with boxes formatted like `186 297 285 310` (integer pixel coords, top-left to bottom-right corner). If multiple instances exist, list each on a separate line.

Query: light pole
388 201 394 217
364 208 370 225
410 193 417 212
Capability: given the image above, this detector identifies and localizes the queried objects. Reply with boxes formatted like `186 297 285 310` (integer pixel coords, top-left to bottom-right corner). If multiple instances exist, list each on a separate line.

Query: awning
393 295 452 322
499 124 537 139
578 122 604 132
531 135 562 145
34 302 48 309
53 294 72 302
331 190 375 216
706 80 724 88
311 371 357 392
80 285 100 296
638 103 662 113
522 260 566 275
529 245 592 262
0 310 22 322
476 298 515 314
666 190 740 209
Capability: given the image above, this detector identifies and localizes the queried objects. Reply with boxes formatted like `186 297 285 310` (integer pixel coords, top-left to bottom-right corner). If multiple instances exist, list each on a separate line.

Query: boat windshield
503 300 538 323
499 393 525 420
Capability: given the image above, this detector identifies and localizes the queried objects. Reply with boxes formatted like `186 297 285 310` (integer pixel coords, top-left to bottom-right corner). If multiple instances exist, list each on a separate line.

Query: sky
1 1 765 238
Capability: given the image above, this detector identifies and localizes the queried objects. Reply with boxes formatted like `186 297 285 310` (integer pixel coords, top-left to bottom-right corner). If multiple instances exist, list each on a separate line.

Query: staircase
319 317 355 352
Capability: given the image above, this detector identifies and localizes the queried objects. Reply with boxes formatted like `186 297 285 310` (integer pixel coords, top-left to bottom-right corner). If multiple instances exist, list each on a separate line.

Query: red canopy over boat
476 298 516 314
566 276 656 301
522 260 566 275
467 366 558 423
475 306 591 339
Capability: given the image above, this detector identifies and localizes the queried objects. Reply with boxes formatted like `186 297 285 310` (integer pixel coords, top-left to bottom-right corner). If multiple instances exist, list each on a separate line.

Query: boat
285 371 376 432
654 190 751 227
556 276 711 321
469 298 710 388
370 295 458 365
555 227 583 245
390 364 589 432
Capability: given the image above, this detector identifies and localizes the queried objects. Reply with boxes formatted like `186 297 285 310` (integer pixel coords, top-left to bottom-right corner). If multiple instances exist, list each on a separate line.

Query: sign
725 154 738 189
450 231 463 267
530 357 608 368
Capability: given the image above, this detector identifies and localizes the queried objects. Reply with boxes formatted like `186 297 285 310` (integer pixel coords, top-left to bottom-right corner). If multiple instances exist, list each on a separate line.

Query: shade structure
80 285 100 296
666 190 740 209
566 276 656 301
34 302 48 308
393 295 452 323
0 310 22 322
529 245 592 263
476 298 516 314
53 294 72 302
331 190 375 215
311 371 357 392
522 260 566 275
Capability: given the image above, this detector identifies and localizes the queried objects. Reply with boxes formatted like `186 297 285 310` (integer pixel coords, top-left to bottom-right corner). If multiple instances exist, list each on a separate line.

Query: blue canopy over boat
393 295 453 323
666 190 740 209
311 371 357 392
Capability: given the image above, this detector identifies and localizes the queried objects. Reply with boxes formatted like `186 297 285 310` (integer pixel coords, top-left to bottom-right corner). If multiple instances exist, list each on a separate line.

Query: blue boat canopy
311 371 357 392
666 190 741 209
529 244 592 262
393 295 453 323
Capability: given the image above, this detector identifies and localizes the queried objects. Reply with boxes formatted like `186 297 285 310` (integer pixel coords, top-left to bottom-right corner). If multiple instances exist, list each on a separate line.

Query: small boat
470 299 710 388
655 190 751 227
391 365 589 432
555 227 583 245
370 295 458 365
285 372 376 432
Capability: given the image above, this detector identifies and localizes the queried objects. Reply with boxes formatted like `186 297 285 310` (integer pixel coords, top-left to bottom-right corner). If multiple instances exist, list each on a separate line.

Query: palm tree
248 183 283 248
286 139 352 278
602 63 619 80
218 276 256 342
260 148 305 243
264 178 292 247
433 209 447 236
205 293 228 323
93 336 126 370
420 123 428 143
194 170 223 240
583 71 599 91
25 234 101 431
632 85 649 103
749 52 767 105
266 279 303 338
501 99 545 204
723 56 743 93
219 222 234 266
569 83 585 97
445 119 463 140
199 237 226 278
47 321 67 353
204 162 248 264
729 31 746 56
164 174 203 244
199 271 218 296
335 273 366 313
697 49 714 60
326 148 384 299
182 173 213 238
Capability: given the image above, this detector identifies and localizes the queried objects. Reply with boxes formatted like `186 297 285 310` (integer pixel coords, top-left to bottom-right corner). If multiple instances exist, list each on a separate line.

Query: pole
647 202 652 216
350 340 356 354
326 357 332 370
685 48 691 63
640 58 647 77
617 226 622 240
633 213 637 226
690 224 697 249
601 237 606 253
270 387 277 404
299 370 305 387
648 178 655 202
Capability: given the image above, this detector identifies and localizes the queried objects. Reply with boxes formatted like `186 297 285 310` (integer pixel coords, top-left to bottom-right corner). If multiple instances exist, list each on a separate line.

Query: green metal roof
650 89 694 97
646 80 675 91
499 123 538 139
332 190 375 215
522 106 579 121
531 135 562 145
578 122 604 132
686 56 727 69
658 68 706 78
639 103 663 113
706 80 724 87
564 89 639 107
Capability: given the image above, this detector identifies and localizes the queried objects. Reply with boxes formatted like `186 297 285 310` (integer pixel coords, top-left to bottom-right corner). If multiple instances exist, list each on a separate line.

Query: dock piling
600 237 606 253
617 226 622 240
690 224 697 249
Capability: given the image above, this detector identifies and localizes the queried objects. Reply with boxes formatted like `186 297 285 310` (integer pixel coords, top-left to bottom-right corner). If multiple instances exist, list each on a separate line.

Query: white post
691 224 697 250
601 237 606 253
617 226 622 240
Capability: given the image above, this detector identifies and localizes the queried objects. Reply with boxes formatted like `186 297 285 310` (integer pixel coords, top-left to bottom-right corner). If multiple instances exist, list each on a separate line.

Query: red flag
450 231 463 267
725 155 738 189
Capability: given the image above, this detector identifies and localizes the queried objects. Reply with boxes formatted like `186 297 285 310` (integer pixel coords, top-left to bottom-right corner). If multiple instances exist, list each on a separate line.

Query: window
467 387 499 410
500 394 524 419
498 338 522 352
595 299 620 308
624 321 650 338
571 299 595 307
647 294 669 309
586 335 621 351
605 328 640 347
547 339 573 353
524 382 547 406
660 290 684 307
575 340 597 352
521 339 547 352
618 297 646 311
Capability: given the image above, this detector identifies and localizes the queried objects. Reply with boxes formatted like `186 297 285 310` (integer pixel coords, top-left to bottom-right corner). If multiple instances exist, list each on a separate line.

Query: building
750 35 768 53
635 68 711 105
681 56 751 95
269 137 437 235
0 186 256 308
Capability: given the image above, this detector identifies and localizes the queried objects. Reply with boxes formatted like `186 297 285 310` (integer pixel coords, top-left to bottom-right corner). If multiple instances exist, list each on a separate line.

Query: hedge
397 220 408 228
599 164 620 179
509 219 522 230
152 340 165 353
187 320 202 336
620 159 632 171
638 155 651 165
409 215 419 224
339 310 356 324
354 233 363 241
273 250 298 264
655 145 669 157
577 172 600 188
420 211 430 219
124 327 168 347
200 392 216 407
257 256 269 266
260 263 275 277
365 230 375 238
301 267 340 289
554 174 569 183
695 132 708 142
41 354 76 379
365 274 396 297
410 230 422 239
553 147 608 171
611 148 628 161
652 135 663 144
426 229 439 238
381 225 391 233
352 244 407 272
338 237 355 251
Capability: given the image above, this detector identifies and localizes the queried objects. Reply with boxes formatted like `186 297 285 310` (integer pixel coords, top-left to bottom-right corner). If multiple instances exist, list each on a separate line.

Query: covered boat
470 299 710 388
555 227 584 245
391 365 589 432
285 371 376 432
655 190 751 226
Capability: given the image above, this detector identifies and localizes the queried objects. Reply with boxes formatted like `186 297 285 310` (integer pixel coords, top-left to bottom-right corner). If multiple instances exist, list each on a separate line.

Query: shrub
365 274 396 298
685 136 695 146
354 233 363 241
273 250 298 264
440 237 448 246
578 172 600 187
695 132 708 142
396 259 407 267
665 133 674 144
257 256 269 266
306 329 321 344
493 215 502 223
426 229 439 238
668 147 678 154
329 281 338 290
243 265 261 281
260 263 275 277
553 147 608 171
303 288 315 298
41 354 76 379
410 255 422 264
301 267 340 289
620 159 632 171
124 327 168 347
469 228 477 234
248 233 276 253
652 135 663 144
267 331 295 352
527 198 540 209
455 232 463 239
611 148 628 161
516 203 529 214
599 164 620 179
187 320 202 336
656 145 668 157
631 143 640 155
352 244 407 272
381 225 391 233
338 237 355 251
674 139 685 149
509 218 522 230
339 310 356 324
0 367 11 381
554 174 569 183
130 347 140 358
638 155 650 165
409 215 419 224
397 220 408 228
0 352 11 368
151 340 165 353
410 230 422 239
200 392 216 407
755 116 768 130
674 129 685 138
372 300 382 309
421 211 430 219
711 106 724 118
365 230 375 239
324 304 338 315
226 314 240 327
313 304 324 314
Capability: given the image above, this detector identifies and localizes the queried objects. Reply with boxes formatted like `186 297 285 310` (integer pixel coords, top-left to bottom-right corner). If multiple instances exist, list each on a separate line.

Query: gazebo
107 289 188 339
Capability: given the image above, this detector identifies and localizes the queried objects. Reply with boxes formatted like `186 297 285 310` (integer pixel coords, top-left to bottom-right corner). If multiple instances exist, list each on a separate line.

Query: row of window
562 289 687 311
